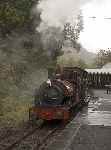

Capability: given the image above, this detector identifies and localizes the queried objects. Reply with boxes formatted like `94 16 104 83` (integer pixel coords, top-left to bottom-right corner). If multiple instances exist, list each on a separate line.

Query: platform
47 90 111 150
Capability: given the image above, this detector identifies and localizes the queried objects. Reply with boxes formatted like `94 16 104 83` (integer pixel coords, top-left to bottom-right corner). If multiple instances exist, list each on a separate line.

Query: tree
57 13 85 68
63 13 83 51
0 0 38 37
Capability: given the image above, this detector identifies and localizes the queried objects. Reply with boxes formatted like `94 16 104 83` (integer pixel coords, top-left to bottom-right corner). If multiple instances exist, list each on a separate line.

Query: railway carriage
29 67 89 122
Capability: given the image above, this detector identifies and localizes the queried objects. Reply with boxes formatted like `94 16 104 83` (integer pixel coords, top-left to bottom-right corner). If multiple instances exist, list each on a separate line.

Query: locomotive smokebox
35 79 74 106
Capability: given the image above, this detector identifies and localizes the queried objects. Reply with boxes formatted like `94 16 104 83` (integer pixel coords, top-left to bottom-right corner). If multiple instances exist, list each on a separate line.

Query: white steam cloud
37 0 90 31
36 0 92 58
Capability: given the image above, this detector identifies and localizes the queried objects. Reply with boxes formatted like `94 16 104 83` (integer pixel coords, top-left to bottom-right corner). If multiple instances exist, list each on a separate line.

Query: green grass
0 96 33 127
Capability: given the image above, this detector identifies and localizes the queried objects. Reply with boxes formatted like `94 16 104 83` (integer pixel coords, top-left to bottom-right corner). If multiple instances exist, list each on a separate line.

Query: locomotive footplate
29 106 70 121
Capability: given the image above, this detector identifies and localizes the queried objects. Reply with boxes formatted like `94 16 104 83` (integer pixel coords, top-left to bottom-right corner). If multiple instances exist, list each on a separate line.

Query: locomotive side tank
29 67 88 121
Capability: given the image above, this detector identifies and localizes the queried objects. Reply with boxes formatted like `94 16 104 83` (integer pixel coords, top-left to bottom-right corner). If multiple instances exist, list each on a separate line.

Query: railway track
0 121 63 150
0 101 85 150
0 123 34 142
37 126 60 150
0 121 43 150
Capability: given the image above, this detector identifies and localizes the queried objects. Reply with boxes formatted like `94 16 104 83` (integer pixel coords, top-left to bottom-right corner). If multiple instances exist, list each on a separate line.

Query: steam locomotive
29 67 89 122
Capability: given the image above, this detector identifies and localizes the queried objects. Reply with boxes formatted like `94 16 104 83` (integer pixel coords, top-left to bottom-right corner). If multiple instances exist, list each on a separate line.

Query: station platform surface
47 90 111 150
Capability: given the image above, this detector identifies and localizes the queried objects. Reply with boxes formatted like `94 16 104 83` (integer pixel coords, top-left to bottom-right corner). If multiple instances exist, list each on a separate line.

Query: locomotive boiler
29 67 89 122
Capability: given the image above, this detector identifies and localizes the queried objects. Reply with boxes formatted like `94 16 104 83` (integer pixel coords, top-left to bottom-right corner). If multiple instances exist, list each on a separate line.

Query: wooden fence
86 73 111 88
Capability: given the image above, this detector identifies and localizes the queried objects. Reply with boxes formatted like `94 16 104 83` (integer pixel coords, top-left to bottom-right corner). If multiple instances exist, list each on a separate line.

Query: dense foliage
0 0 64 100
0 0 37 37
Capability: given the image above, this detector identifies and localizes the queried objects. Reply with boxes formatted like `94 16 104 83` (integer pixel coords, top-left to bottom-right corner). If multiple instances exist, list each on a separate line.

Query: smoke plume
37 0 89 31
36 0 91 58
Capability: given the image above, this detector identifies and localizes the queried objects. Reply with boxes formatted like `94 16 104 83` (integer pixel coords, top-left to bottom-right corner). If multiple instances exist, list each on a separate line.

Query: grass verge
0 96 33 127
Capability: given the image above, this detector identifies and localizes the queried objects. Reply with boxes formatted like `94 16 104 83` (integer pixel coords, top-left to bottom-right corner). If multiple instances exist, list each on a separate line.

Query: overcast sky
79 0 111 53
